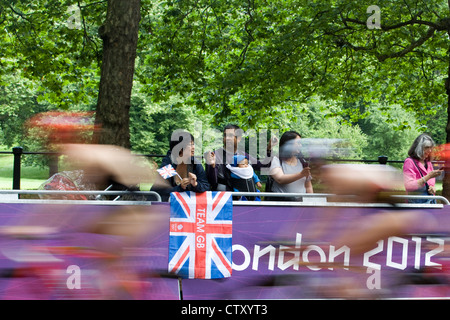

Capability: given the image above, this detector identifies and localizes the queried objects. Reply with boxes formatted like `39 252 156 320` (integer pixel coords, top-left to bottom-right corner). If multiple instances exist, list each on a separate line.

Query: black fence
0 146 409 190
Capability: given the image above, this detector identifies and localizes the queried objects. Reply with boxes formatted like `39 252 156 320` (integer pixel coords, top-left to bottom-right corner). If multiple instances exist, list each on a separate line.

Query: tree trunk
95 0 141 148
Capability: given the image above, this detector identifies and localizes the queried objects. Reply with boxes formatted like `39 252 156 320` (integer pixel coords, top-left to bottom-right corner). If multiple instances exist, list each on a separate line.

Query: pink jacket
403 157 435 192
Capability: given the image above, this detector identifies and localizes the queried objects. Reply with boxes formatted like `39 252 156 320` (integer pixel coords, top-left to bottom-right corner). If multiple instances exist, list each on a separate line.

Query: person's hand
299 167 311 179
428 185 436 195
268 136 278 150
427 169 443 179
256 181 263 189
206 151 216 168
188 172 198 188
180 178 191 190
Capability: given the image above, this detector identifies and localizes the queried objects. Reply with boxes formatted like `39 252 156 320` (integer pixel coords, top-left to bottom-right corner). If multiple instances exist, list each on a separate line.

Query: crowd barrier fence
0 189 448 206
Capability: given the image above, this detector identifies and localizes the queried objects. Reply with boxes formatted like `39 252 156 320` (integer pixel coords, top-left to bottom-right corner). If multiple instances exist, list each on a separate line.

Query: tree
0 0 104 108
0 0 140 148
270 98 369 159
95 0 141 148
357 103 420 162
3 0 450 196
141 0 450 196
325 0 450 197
0 74 48 147
129 91 213 158
142 0 447 126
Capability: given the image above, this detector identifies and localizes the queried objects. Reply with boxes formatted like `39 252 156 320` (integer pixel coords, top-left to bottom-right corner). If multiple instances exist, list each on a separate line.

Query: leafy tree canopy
139 0 449 130
0 0 447 152
0 0 104 108
1 0 447 131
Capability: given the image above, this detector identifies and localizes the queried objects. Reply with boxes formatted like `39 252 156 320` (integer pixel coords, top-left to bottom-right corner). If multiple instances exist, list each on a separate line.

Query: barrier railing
0 190 162 203
0 190 447 207
231 192 449 206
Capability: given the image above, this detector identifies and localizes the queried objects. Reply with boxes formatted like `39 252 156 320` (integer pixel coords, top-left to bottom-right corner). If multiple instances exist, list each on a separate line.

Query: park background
0 0 448 195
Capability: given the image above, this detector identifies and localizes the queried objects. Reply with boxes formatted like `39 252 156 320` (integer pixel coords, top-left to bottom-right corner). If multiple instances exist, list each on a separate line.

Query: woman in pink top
403 133 443 203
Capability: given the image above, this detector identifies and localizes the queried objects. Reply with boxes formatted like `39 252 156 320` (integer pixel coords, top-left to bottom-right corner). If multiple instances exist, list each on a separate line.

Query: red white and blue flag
157 164 178 179
168 191 233 279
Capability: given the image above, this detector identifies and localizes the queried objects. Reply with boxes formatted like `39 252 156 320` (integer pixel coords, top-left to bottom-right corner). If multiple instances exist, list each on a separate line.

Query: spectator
205 124 275 191
151 130 210 201
403 133 443 204
226 155 262 201
268 131 313 201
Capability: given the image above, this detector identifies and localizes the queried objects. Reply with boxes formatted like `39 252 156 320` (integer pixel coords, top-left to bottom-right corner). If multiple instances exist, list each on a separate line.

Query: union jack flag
168 191 233 279
157 164 178 179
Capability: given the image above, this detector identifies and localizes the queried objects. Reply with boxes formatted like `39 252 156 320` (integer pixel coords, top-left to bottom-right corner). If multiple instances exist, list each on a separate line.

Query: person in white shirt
268 131 313 201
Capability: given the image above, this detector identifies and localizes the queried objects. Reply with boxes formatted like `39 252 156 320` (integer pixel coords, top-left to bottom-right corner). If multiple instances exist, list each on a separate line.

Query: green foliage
0 0 448 168
0 0 104 107
416 103 447 145
286 98 369 159
0 68 97 167
139 0 448 130
129 86 213 159
357 104 421 161
0 73 49 147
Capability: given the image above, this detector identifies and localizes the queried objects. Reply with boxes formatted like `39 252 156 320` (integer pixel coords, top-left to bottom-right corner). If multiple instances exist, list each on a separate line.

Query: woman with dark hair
403 133 443 203
151 130 210 201
268 131 313 201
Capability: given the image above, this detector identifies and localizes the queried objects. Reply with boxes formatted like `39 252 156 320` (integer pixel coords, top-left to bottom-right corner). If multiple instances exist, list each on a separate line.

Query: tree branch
343 17 445 31
375 26 436 62
237 0 255 69
79 1 108 9
339 12 446 62
7 4 32 22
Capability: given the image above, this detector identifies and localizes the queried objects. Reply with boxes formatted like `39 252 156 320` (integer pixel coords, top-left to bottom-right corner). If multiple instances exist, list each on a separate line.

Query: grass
0 154 49 190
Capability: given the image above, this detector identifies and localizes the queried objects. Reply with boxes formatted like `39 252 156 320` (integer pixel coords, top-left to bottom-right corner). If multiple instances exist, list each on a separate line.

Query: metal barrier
391 194 450 205
0 190 162 204
230 192 449 207
0 190 447 207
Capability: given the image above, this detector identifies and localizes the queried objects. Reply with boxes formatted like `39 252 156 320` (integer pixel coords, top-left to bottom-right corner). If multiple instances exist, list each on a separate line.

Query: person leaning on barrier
266 131 313 201
204 124 276 191
403 133 443 204
151 131 210 201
